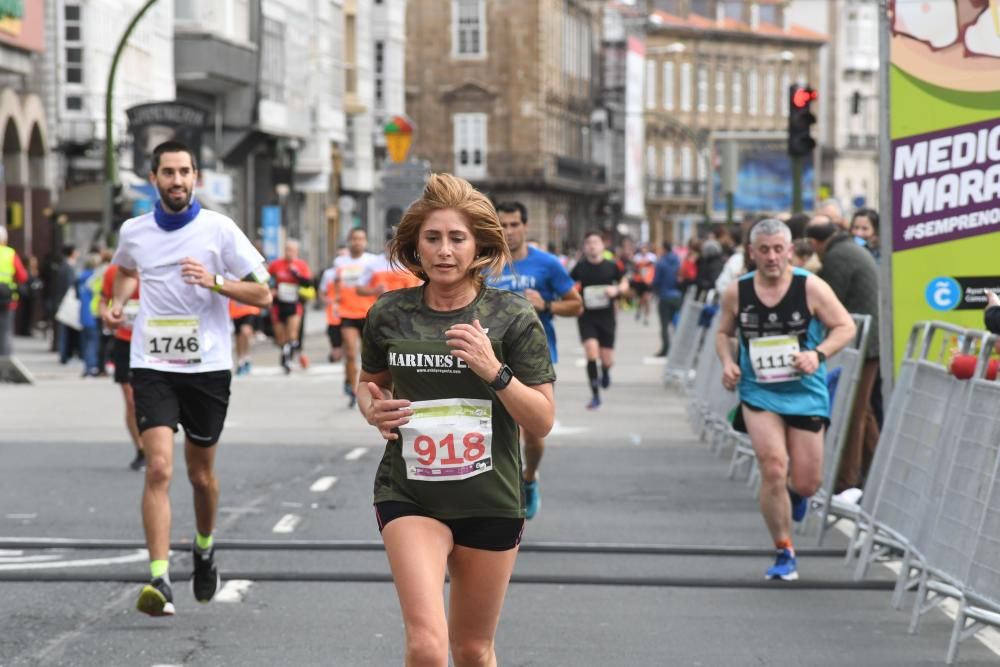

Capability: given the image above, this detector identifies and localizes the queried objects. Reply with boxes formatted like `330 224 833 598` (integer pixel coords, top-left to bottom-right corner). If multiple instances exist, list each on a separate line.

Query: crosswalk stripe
272 514 301 534
309 476 338 492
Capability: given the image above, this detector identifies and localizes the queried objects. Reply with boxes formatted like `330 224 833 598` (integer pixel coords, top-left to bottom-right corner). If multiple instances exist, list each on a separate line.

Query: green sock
150 559 169 582
195 532 214 551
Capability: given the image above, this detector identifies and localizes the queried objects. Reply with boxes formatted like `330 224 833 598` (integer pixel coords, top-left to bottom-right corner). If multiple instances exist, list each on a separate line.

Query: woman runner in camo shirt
357 173 555 666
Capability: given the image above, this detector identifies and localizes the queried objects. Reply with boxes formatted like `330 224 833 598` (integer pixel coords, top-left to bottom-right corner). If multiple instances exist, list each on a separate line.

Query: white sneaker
833 487 863 505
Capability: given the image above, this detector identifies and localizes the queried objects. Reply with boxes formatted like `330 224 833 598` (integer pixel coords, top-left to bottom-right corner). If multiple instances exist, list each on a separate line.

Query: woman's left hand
446 319 501 382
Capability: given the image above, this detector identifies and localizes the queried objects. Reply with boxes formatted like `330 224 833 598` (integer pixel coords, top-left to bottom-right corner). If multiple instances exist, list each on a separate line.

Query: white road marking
309 476 338 492
549 422 589 436
272 514 301 534
219 506 262 516
833 523 1000 656
0 548 148 571
643 356 667 365
345 447 367 461
0 549 23 556
215 579 254 603
250 364 344 377
0 554 62 564
6 513 37 520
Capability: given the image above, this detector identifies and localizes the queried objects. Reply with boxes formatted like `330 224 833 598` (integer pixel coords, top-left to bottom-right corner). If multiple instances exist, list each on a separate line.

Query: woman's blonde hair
389 173 509 284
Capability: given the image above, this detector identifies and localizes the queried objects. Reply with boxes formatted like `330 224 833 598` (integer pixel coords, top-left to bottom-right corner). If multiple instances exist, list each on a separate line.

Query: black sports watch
489 364 514 391
814 349 827 364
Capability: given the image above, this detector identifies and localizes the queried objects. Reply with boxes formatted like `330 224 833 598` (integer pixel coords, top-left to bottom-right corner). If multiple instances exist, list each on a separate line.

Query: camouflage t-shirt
362 285 556 519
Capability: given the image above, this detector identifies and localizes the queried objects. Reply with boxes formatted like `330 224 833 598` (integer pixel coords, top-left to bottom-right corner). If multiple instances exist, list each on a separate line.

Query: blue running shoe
789 489 809 522
586 397 601 410
765 548 799 581
524 480 541 520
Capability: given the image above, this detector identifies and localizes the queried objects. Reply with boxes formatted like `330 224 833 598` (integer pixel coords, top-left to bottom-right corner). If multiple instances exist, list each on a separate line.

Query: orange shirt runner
101 264 140 342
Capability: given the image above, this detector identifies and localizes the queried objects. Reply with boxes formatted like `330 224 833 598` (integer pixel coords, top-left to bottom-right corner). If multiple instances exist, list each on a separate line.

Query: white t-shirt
334 252 377 289
112 208 266 374
357 253 391 286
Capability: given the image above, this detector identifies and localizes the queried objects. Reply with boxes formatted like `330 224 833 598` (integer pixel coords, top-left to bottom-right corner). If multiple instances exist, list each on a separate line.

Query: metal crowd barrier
664 287 707 387
803 314 872 544
847 322 1000 664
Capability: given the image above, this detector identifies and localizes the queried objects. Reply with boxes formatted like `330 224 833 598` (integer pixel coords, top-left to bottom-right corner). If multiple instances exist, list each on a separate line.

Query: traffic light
788 84 817 158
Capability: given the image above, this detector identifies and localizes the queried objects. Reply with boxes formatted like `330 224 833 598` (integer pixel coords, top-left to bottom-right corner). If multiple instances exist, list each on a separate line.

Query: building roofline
648 10 829 44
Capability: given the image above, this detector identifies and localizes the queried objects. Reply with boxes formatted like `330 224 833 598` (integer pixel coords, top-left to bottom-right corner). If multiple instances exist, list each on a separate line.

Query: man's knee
757 455 788 485
789 468 822 497
187 464 216 491
145 454 173 487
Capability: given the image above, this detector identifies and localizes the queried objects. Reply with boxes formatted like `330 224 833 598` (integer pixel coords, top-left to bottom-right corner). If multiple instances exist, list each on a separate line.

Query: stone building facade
405 0 609 251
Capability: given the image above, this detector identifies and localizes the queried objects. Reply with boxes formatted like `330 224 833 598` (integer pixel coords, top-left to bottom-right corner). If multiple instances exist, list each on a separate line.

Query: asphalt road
1 308 997 666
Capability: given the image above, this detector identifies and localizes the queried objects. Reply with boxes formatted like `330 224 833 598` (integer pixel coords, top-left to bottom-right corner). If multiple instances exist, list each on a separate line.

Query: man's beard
158 187 191 213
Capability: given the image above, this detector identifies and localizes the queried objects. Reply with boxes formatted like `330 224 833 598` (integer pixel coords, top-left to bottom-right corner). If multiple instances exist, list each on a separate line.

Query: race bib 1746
398 398 493 482
748 335 800 384
143 316 202 364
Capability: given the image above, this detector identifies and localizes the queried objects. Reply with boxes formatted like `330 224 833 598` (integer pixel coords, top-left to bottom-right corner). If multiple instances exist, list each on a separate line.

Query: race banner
886 0 1000 368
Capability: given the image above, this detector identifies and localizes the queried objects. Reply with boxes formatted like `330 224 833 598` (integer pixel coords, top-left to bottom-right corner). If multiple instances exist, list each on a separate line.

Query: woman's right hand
364 382 412 441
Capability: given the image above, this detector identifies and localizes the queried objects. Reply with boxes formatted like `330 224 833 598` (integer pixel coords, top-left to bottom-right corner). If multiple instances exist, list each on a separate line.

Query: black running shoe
192 546 220 603
129 451 146 471
136 577 175 616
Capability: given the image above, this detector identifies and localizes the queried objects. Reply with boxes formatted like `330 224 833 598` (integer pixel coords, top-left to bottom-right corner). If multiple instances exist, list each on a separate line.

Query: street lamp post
102 0 160 243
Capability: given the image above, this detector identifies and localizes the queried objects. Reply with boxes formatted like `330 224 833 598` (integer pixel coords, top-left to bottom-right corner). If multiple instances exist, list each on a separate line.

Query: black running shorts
578 311 616 348
111 338 132 384
271 302 301 323
327 324 343 348
131 369 232 446
341 317 366 331
232 315 256 332
374 501 524 552
736 401 829 434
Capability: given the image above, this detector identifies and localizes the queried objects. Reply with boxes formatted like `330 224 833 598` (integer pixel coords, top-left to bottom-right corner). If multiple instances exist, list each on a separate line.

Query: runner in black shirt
570 231 628 409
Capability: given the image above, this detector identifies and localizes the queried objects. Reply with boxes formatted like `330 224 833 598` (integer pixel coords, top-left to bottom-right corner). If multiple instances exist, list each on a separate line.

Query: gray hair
0 226 6 245
749 218 792 244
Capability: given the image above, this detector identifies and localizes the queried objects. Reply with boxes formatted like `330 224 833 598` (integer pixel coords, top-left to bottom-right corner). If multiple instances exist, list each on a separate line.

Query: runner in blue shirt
489 201 582 519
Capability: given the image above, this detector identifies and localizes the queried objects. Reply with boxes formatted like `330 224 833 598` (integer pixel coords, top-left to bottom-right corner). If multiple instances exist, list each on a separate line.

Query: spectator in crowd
791 239 815 268
54 245 81 363
15 255 44 337
806 216 881 498
77 253 102 377
695 238 725 299
986 290 1000 334
651 240 682 357
850 208 881 261
678 238 700 297
817 198 847 230
0 225 28 356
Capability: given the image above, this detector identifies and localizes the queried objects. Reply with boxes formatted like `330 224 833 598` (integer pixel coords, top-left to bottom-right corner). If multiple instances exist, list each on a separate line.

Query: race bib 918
748 335 799 384
398 398 493 481
143 316 202 364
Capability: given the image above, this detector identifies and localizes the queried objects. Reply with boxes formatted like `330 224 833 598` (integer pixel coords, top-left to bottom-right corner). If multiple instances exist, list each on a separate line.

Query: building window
696 65 708 112
724 1 743 22
680 63 692 112
748 70 759 115
732 70 742 113
759 4 779 24
374 40 385 108
261 18 286 102
453 113 487 179
663 145 674 181
715 69 726 113
690 0 710 17
64 4 84 98
764 70 776 116
680 145 692 181
663 61 674 111
453 0 485 58
646 60 657 109
646 146 657 179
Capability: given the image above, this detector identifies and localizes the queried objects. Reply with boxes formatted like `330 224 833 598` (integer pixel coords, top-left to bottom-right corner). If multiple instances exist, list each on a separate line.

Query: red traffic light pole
788 85 818 214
